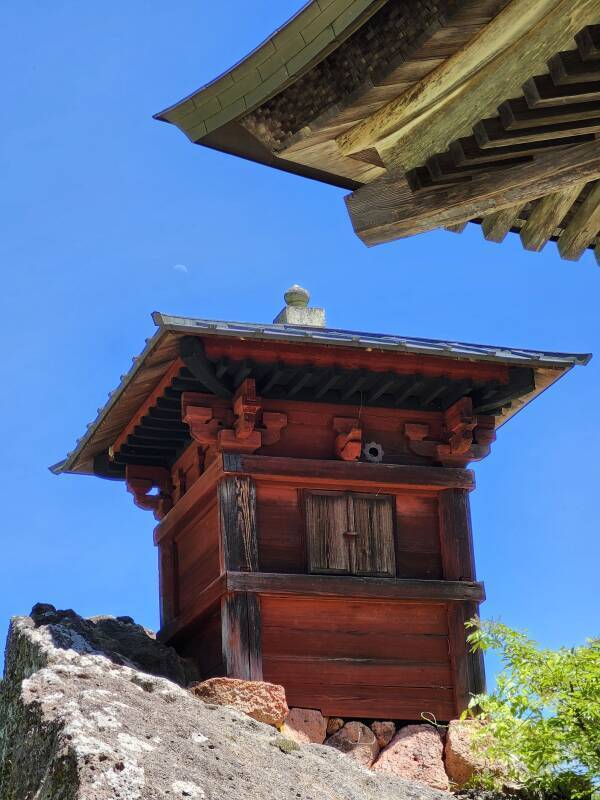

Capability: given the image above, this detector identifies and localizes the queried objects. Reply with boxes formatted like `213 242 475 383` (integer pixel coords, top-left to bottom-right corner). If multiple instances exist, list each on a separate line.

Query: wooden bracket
182 379 287 456
333 417 362 461
125 465 173 520
404 398 496 466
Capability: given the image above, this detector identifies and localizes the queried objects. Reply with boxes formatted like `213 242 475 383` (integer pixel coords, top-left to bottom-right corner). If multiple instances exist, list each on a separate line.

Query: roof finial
273 284 325 327
284 284 310 308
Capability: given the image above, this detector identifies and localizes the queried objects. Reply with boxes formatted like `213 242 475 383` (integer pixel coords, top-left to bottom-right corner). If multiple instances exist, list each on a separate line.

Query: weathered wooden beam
439 490 476 582
557 180 600 259
226 571 486 603
520 184 585 251
219 476 258 573
524 74 600 108
445 222 468 233
576 24 600 61
221 592 262 680
475 115 600 148
549 49 600 85
180 337 232 397
336 0 600 169
499 97 600 131
345 139 600 247
481 204 525 243
221 453 476 491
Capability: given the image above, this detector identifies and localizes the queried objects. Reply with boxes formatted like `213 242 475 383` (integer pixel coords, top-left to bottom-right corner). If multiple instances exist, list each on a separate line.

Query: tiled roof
154 312 591 368
50 311 590 476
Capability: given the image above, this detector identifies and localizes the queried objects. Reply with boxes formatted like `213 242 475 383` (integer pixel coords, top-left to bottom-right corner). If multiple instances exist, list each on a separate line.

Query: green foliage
463 620 600 799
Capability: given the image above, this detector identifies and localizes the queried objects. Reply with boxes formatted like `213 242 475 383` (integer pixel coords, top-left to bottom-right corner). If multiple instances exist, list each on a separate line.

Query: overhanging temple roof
155 0 600 262
51 310 590 478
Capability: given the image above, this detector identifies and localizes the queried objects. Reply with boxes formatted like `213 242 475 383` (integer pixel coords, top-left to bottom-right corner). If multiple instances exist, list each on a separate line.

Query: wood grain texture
346 139 600 245
223 453 476 491
337 0 600 168
439 489 476 582
226 571 485 602
221 592 262 680
219 476 258 572
520 184 585 251
261 595 456 720
558 179 600 259
481 204 525 242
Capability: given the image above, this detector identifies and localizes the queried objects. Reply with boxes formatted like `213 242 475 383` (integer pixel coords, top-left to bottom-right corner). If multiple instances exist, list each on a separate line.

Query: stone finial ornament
273 284 326 327
284 284 310 307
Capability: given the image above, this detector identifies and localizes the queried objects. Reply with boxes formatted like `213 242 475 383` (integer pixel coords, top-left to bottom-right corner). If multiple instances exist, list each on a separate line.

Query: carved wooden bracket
182 379 287 456
126 465 173 520
404 398 496 466
333 417 362 461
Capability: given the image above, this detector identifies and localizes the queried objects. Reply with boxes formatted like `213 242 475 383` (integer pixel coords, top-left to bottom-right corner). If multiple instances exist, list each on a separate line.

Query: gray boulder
0 604 452 799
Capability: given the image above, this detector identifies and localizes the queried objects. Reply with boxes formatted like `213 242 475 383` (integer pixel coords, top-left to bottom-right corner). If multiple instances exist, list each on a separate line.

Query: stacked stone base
192 677 484 793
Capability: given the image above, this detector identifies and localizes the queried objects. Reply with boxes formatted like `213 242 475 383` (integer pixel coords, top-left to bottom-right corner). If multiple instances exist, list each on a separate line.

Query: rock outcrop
0 605 453 800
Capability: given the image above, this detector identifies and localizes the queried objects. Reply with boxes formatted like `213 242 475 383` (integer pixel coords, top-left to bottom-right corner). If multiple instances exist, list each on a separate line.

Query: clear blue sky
1 2 598 680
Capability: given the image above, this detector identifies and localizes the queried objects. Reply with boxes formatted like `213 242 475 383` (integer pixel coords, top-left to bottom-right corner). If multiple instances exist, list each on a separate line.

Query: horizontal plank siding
261 595 455 720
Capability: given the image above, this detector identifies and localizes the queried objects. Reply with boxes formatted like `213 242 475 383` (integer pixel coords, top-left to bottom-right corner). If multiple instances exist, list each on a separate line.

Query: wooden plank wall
174 498 221 616
261 595 456 720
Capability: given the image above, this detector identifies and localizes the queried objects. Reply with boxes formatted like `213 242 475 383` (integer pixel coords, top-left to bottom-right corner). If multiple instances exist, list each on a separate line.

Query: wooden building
52 288 590 722
156 0 600 262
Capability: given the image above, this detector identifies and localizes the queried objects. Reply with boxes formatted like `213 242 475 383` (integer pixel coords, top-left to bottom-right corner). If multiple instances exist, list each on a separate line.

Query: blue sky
1 2 598 679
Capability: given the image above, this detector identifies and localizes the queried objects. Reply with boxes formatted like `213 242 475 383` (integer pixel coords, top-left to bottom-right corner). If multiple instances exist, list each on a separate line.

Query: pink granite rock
281 707 328 744
445 720 501 788
326 721 380 768
191 677 288 727
372 724 449 791
326 717 345 735
371 721 396 749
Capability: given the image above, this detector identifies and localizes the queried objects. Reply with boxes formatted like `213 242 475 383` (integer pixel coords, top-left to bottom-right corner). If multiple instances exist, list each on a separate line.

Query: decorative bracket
404 398 496 466
182 379 287 456
333 417 362 461
125 465 173 520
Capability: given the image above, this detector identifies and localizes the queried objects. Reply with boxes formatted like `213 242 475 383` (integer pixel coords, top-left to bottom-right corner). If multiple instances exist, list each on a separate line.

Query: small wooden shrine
53 287 589 721
156 0 600 262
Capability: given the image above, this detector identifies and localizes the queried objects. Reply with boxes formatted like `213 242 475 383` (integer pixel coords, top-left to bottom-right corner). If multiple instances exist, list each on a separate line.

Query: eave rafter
343 9 600 262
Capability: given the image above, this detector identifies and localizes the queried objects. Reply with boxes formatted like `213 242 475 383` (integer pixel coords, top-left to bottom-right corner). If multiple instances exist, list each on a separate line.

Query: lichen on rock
0 604 454 800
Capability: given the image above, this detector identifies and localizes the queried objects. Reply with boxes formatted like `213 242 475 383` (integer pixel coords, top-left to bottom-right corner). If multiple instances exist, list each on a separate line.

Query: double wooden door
305 491 396 577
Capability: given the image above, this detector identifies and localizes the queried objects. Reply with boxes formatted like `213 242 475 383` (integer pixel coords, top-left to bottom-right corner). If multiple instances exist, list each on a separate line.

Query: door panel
305 492 349 573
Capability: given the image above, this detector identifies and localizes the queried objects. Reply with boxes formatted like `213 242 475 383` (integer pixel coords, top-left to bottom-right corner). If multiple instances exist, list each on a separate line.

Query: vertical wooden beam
219 476 259 572
219 475 262 679
448 602 472 716
221 593 262 680
158 538 178 627
466 600 487 697
441 489 485 713
439 489 476 581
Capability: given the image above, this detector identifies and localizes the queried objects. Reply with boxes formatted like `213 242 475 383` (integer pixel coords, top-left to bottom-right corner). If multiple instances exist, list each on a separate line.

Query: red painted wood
202 337 510 383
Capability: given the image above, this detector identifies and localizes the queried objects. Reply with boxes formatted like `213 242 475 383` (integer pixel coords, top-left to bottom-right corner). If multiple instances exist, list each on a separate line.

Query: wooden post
219 475 262 679
219 476 259 572
221 593 262 680
440 489 485 712
158 538 178 627
439 489 476 581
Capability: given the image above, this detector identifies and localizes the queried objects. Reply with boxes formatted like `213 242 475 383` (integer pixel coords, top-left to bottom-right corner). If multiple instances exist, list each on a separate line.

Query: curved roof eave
154 0 388 141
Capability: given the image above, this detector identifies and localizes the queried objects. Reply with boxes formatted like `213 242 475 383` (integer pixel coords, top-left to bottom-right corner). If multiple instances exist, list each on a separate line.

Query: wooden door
351 493 396 576
305 492 396 577
305 492 350 573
